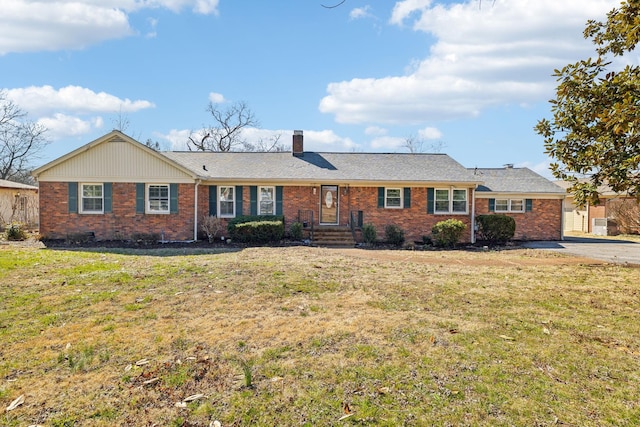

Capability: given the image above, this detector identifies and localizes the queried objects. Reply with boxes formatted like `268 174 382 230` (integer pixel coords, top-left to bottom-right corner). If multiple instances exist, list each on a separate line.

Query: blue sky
1 0 622 177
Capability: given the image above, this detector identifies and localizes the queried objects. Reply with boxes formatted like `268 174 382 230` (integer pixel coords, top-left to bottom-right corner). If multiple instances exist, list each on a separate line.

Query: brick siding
40 182 560 242
475 198 562 240
39 182 195 241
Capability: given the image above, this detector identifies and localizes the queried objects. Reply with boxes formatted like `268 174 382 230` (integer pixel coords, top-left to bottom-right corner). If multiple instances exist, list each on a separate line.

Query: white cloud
303 130 359 151
37 114 104 139
162 129 192 151
3 85 152 140
161 128 360 152
418 126 442 139
208 92 226 103
350 6 373 20
320 0 618 125
365 126 387 136
370 136 405 150
0 0 219 54
146 18 159 39
6 85 154 116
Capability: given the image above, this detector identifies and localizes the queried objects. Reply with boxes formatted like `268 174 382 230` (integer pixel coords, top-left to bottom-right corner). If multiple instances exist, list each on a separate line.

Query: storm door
320 185 339 225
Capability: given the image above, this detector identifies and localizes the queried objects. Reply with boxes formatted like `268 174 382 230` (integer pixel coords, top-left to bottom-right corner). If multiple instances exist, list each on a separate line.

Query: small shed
0 179 39 228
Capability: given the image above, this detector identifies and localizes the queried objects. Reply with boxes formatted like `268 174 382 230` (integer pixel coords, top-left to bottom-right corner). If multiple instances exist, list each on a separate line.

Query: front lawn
1 244 638 426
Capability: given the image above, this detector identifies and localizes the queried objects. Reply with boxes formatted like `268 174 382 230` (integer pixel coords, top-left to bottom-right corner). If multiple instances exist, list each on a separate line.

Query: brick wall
40 182 561 243
183 185 474 243
39 182 196 241
475 198 562 241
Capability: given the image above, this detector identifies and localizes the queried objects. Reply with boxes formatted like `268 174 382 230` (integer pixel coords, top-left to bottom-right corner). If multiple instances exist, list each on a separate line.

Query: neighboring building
32 130 564 244
556 180 640 235
0 179 39 228
473 167 565 241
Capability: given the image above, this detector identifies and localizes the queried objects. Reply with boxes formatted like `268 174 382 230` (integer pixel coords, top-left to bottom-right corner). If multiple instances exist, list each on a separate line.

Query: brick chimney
292 130 304 157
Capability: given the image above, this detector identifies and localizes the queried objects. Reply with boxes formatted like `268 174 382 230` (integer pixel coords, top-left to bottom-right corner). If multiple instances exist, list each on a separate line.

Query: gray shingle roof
163 151 480 184
471 168 565 194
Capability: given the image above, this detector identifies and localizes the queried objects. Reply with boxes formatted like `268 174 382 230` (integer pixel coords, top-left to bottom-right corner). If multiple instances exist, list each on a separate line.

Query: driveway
522 236 640 265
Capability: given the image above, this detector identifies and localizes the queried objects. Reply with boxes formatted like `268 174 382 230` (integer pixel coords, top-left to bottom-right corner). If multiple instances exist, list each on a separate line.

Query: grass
0 244 639 426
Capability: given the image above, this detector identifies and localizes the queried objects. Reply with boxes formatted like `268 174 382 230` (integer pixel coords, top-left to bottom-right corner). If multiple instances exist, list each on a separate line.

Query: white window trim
146 184 170 214
509 199 525 213
79 183 104 214
434 187 468 215
258 186 276 215
385 187 403 209
495 198 525 213
218 186 235 218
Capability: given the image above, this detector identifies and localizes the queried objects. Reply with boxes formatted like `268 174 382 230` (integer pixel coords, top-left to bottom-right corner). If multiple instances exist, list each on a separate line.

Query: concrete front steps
310 226 356 248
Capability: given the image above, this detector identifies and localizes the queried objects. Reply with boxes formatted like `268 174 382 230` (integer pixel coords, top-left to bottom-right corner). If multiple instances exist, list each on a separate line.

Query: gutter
471 185 476 244
194 180 200 241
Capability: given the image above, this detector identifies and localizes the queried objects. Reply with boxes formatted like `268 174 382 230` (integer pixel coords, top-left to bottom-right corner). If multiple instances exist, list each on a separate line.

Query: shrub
201 215 225 243
289 222 303 240
227 216 285 243
362 223 377 244
432 219 466 248
476 214 516 244
384 224 405 246
5 222 27 241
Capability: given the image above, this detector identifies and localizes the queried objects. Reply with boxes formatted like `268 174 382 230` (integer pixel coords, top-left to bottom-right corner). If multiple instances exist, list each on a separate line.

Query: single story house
32 130 564 244
0 179 39 228
557 180 640 235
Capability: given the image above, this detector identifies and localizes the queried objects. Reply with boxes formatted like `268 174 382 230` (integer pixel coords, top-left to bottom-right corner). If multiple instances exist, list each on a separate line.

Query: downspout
471 186 476 244
194 180 200 241
560 197 565 241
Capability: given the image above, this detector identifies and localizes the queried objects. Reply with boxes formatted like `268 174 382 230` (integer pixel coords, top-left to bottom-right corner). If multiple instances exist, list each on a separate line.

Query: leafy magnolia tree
0 90 48 182
536 1 640 206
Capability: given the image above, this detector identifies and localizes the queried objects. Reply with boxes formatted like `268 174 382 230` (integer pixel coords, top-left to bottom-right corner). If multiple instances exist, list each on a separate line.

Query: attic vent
108 136 126 143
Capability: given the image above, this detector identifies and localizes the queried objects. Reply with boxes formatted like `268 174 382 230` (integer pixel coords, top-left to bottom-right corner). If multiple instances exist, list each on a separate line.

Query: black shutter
170 184 178 213
427 188 434 214
136 183 145 214
276 186 283 215
208 185 217 216
68 182 78 213
378 187 385 208
525 199 533 212
104 183 112 213
250 186 257 215
403 187 411 208
236 186 243 216
489 198 495 212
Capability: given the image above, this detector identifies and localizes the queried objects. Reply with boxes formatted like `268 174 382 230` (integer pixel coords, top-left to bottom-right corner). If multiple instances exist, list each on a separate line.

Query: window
219 186 235 217
494 198 524 213
385 188 402 208
259 186 275 215
434 188 467 214
148 184 169 213
80 184 103 213
453 189 467 213
510 199 524 212
435 189 450 213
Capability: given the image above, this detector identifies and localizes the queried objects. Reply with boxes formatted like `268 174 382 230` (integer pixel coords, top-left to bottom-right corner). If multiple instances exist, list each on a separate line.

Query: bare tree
0 91 48 181
111 105 130 133
242 134 287 152
188 101 258 152
403 134 446 153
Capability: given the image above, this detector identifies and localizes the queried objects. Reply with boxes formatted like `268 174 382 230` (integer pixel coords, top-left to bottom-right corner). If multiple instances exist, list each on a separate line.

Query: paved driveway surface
523 237 640 265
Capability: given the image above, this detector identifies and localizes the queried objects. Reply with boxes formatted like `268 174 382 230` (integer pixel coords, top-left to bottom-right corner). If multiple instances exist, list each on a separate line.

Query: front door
320 185 339 224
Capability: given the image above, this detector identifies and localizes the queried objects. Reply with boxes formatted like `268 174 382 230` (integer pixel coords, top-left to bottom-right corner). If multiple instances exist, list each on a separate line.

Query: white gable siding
37 136 194 183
